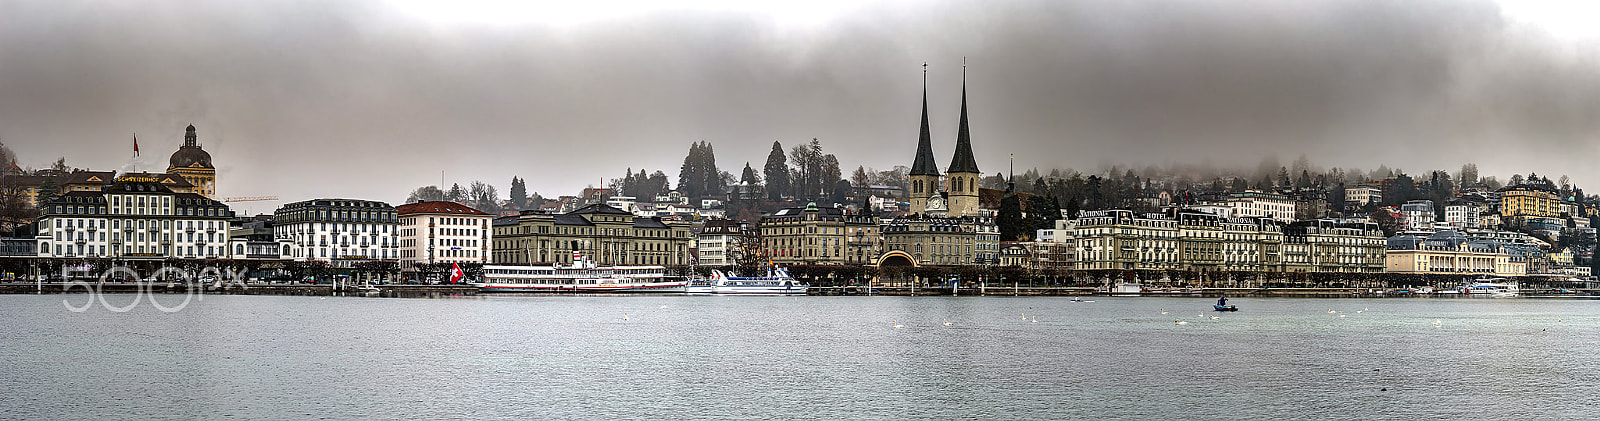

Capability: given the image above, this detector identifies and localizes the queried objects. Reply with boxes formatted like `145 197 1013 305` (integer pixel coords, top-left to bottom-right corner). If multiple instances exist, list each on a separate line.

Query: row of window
46 243 221 257
52 231 221 244
293 247 393 259
52 218 224 231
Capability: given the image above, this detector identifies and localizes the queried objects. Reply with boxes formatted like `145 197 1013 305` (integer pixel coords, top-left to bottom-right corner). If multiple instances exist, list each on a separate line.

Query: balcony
185 226 195 233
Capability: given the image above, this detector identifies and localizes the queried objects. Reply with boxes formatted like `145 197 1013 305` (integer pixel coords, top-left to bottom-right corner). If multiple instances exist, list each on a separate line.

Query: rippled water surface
3 294 1599 419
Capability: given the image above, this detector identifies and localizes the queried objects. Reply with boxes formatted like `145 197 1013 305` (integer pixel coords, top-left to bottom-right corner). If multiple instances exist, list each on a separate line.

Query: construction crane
220 196 279 202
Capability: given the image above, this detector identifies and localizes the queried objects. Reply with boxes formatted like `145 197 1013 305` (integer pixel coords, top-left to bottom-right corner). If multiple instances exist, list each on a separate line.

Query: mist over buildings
2 0 1597 206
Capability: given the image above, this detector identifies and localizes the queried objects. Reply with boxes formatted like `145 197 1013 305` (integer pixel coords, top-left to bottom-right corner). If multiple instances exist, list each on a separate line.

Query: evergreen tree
820 153 841 200
762 141 789 201
1026 195 1061 234
646 171 669 201
36 178 61 204
446 183 465 203
1328 182 1347 214
998 194 1024 241
700 141 724 200
509 177 527 209
740 163 761 185
1063 194 1081 219
678 143 703 199
832 179 852 205
851 166 870 187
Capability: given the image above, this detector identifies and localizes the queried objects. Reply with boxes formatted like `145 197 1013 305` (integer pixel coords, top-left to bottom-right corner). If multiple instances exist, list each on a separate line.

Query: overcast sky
3 0 1599 213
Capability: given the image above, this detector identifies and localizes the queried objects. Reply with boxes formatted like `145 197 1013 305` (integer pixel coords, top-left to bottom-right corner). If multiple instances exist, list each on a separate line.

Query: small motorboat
1213 305 1238 311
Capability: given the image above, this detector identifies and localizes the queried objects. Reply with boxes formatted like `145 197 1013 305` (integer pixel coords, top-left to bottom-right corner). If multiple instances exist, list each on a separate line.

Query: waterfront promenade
5 282 1596 297
0 282 477 298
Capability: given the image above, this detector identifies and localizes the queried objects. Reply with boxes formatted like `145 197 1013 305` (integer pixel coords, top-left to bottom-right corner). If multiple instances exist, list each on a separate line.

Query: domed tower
946 61 981 217
167 124 217 198
908 63 942 215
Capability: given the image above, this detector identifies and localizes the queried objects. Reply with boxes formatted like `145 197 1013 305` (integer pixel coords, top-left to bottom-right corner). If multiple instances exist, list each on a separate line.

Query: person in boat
1217 296 1228 307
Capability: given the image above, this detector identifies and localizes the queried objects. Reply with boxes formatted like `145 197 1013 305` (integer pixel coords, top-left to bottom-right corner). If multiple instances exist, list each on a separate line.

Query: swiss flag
449 263 464 284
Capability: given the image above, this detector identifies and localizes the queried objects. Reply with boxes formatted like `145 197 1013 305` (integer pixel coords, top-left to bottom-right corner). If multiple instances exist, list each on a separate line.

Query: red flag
133 133 140 156
449 262 464 284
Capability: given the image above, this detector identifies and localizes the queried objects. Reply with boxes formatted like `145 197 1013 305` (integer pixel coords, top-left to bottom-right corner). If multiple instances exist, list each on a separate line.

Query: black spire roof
947 63 980 174
909 64 940 177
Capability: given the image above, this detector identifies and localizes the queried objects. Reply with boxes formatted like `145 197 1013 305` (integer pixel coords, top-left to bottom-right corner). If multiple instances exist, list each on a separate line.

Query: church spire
947 58 980 174
909 62 940 177
183 124 198 148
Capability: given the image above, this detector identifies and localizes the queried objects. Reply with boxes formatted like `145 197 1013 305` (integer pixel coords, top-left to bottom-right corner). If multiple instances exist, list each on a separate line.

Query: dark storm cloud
2 0 1598 208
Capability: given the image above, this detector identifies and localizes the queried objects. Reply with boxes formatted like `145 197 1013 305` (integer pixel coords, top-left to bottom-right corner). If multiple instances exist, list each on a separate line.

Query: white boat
684 277 717 294
1456 279 1519 298
1111 282 1144 295
709 268 808 295
473 253 685 293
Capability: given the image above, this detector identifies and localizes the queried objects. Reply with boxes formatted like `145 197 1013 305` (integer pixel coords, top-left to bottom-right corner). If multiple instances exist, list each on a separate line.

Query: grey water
3 294 1599 420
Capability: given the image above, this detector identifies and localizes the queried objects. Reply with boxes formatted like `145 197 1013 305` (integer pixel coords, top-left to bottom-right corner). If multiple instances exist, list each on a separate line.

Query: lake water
3 293 1598 419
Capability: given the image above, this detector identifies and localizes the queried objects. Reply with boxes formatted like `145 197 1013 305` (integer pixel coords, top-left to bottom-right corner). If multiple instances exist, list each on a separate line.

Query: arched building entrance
874 250 919 268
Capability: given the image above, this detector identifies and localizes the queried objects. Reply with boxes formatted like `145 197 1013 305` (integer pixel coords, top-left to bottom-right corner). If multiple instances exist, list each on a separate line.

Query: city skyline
4 0 1600 209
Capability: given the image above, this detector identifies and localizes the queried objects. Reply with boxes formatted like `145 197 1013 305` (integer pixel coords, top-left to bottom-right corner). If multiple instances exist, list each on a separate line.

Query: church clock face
927 196 945 211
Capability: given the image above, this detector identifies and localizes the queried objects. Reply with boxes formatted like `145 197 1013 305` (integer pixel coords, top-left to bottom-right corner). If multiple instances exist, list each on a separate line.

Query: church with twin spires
908 63 982 218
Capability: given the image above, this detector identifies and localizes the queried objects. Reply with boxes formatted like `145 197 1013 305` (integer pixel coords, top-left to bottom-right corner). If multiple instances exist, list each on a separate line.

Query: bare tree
468 181 501 214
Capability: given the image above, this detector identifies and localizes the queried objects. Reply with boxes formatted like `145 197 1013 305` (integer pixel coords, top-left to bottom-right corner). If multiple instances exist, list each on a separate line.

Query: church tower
946 61 981 217
167 124 217 198
907 63 941 215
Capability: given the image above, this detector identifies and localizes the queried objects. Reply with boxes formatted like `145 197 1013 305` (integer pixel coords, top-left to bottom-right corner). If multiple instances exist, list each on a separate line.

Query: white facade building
695 219 748 266
397 201 492 272
1346 186 1382 206
1444 205 1480 229
35 177 234 259
273 199 399 262
1225 192 1296 222
1400 200 1436 233
1035 218 1077 244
